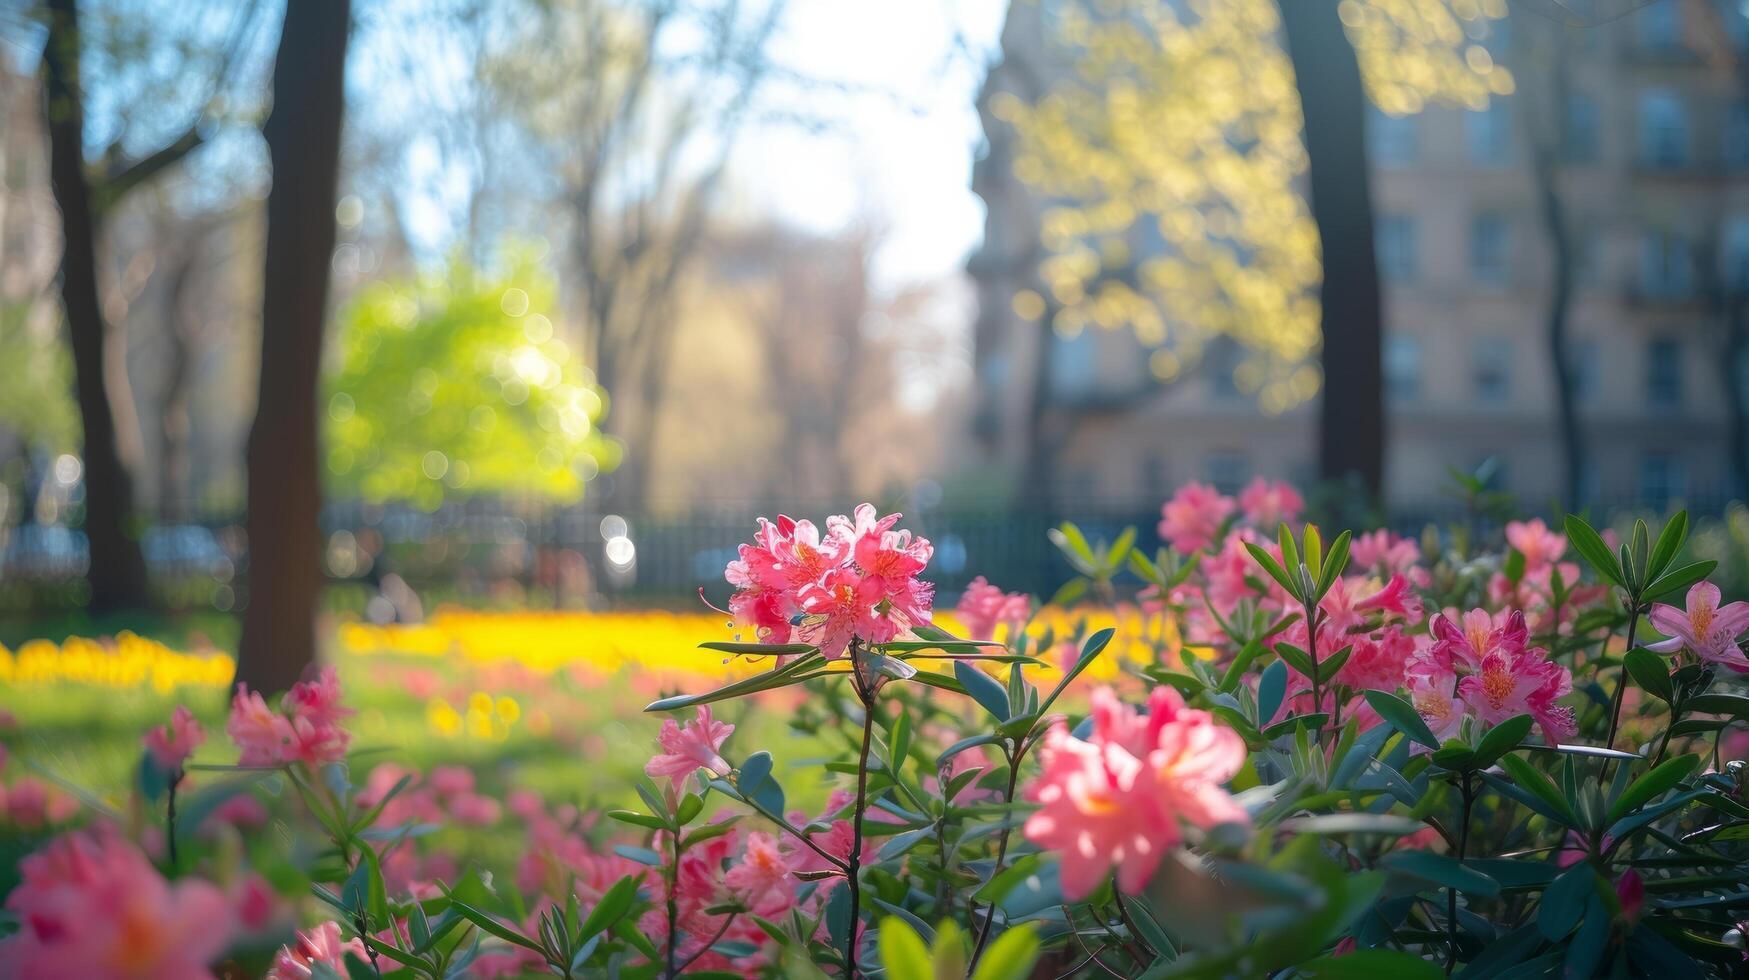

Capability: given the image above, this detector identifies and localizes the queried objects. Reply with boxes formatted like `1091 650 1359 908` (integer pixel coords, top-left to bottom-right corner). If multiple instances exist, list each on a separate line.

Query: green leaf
675 792 704 826
930 920 969 979
1302 524 1323 581
1314 530 1353 600
1295 949 1442 979
1472 714 1533 769
1646 511 1688 582
1275 642 1317 681
1685 693 1749 719
1607 754 1699 824
1277 523 1301 578
1119 895 1177 958
1623 648 1674 703
1364 690 1440 749
1539 865 1594 941
973 853 1042 904
577 874 640 943
697 641 819 656
1643 559 1718 602
1564 515 1623 587
644 652 826 711
877 917 930 980
1257 659 1287 724
1244 541 1300 601
440 892 545 953
1038 627 1115 716
954 661 1011 721
607 809 669 832
1379 850 1501 898
1317 644 1354 685
1497 754 1580 826
938 734 1003 768
969 923 1041 980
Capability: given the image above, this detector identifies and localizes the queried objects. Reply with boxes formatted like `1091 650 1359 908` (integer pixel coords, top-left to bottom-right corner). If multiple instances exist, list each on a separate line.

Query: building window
1466 102 1512 166
1385 333 1421 404
1646 338 1683 409
1635 0 1684 53
1725 103 1749 169
1568 338 1598 402
1047 329 1097 398
1376 214 1417 283
1472 337 1512 401
1639 452 1688 510
1723 217 1749 290
1368 107 1419 166
1470 213 1510 286
1562 92 1600 163
1640 233 1694 300
1206 451 1248 495
1638 90 1689 169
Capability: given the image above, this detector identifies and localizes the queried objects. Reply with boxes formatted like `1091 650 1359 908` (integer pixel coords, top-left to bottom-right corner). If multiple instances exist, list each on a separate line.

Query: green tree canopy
325 255 618 508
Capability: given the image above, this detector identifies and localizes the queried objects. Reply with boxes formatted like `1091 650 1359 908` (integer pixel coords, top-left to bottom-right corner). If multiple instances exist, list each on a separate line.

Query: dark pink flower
267 921 367 979
1238 477 1304 528
1158 482 1236 554
955 577 1032 642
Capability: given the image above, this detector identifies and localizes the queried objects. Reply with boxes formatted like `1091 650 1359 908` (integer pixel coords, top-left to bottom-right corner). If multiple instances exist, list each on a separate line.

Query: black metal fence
1 488 1739 614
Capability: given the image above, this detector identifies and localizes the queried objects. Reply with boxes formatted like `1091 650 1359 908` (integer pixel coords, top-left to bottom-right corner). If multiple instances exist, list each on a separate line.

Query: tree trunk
234 0 351 693
38 0 151 610
1277 0 1386 507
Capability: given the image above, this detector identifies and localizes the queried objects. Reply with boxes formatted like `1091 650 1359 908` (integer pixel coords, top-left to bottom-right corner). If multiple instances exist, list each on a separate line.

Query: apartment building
967 1 1744 513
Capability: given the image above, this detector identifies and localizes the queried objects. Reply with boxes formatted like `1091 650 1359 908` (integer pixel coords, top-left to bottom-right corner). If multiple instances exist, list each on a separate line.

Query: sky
732 0 1010 290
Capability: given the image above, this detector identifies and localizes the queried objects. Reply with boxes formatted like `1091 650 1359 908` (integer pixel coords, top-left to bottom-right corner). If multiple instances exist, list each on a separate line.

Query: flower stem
664 830 681 978
967 743 1025 971
166 773 181 867
1446 773 1474 976
1603 606 1643 767
845 660 877 980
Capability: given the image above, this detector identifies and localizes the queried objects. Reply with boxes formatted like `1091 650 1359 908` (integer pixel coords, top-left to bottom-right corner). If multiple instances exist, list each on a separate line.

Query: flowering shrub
2 490 1748 977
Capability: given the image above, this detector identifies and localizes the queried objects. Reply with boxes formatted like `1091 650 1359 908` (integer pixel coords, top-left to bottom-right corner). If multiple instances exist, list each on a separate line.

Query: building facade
968 0 1745 514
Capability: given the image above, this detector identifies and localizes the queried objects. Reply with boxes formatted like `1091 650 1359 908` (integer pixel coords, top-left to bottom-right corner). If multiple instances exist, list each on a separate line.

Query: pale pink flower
1505 519 1567 572
1408 673 1467 742
955 577 1031 642
1024 687 1247 899
267 921 368 980
0 829 232 979
1158 482 1236 554
1237 477 1304 529
1646 582 1749 671
1457 639 1575 743
143 705 206 772
723 830 796 915
227 685 292 766
646 706 734 784
3 777 79 829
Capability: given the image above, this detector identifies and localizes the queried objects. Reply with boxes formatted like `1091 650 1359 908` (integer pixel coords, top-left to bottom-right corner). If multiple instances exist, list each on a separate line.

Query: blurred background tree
324 255 618 510
998 0 1512 506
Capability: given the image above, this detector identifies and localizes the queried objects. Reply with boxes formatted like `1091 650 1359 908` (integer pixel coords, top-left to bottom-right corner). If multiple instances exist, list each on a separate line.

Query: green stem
1446 773 1474 976
844 661 877 980
967 748 1024 970
165 773 181 867
1603 606 1643 771
664 831 681 978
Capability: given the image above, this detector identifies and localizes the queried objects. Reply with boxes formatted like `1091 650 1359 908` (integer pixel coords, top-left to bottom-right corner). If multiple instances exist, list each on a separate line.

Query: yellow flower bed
0 603 1168 697
0 632 233 692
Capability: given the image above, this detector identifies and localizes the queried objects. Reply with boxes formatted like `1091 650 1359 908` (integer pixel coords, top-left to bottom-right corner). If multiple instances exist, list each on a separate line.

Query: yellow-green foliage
325 254 619 508
1002 0 1512 414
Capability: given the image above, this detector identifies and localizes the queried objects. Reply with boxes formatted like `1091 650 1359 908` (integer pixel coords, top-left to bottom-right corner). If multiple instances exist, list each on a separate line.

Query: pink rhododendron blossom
1024 687 1247 898
722 505 934 658
955 577 1031 641
143 705 205 772
1413 609 1575 743
1505 519 1567 571
645 706 734 784
1237 477 1304 529
1158 482 1235 553
0 829 232 979
267 921 368 980
1408 674 1468 742
723 830 796 915
1646 582 1749 671
226 669 353 768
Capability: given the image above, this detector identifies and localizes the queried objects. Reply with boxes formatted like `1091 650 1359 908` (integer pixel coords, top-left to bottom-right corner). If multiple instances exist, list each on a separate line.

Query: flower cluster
954 576 1032 642
226 667 353 767
1409 609 1577 742
1024 686 1248 898
724 504 934 658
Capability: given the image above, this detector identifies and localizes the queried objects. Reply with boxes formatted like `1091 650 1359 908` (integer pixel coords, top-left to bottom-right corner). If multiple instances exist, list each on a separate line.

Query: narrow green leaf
954 661 1010 721
1472 714 1533 769
1623 648 1674 703
1646 511 1688 582
1607 754 1699 824
878 917 930 980
1244 542 1299 601
1643 560 1718 602
1498 754 1580 827
1564 515 1623 587
969 923 1041 980
1037 627 1115 716
1365 690 1440 749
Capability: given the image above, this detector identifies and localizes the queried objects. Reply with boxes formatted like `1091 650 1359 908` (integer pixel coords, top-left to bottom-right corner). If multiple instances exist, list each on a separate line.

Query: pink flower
646 706 734 784
267 921 367 980
226 670 352 768
1428 608 1527 676
1454 622 1575 743
1023 687 1247 899
1237 477 1304 529
1158 482 1236 554
955 577 1032 642
1616 869 1645 925
1354 574 1421 623
723 831 796 915
1646 582 1749 671
1505 519 1567 572
143 706 206 772
1408 673 1467 742
0 829 233 979
799 566 899 658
